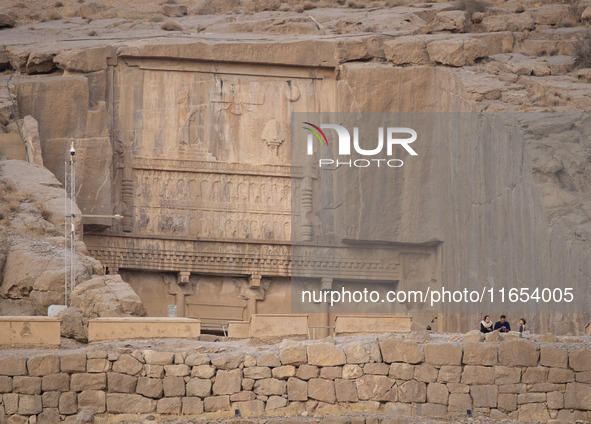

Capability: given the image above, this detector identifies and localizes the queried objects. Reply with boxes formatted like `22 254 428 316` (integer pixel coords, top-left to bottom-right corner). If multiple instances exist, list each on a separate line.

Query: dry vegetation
575 30 591 69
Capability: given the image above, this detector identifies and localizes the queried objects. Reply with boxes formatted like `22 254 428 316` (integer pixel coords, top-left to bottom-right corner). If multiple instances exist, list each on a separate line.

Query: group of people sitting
480 315 526 333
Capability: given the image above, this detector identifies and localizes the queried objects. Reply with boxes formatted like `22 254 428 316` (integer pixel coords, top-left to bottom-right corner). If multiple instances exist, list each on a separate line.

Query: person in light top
480 315 493 333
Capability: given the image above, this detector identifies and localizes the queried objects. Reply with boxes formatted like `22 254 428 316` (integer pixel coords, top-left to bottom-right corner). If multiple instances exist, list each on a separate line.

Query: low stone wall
0 336 590 423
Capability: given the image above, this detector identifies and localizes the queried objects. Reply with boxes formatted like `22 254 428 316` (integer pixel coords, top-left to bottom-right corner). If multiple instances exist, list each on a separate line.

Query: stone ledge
88 317 201 342
0 317 60 347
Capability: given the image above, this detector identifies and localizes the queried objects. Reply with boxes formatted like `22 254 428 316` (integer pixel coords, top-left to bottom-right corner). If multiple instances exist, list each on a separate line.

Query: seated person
518 318 526 333
480 315 493 333
494 315 511 332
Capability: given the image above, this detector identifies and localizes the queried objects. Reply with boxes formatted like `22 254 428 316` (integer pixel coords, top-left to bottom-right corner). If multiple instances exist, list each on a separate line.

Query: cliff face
1 0 591 333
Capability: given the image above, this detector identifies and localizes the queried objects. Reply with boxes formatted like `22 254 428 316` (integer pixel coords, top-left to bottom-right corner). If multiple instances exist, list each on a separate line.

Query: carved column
319 277 333 339
300 175 314 241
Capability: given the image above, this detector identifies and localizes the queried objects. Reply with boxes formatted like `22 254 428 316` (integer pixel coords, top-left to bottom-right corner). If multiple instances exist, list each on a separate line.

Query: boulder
529 5 577 26
307 343 346 366
162 4 187 17
70 275 146 318
58 307 88 342
0 14 16 29
431 11 469 33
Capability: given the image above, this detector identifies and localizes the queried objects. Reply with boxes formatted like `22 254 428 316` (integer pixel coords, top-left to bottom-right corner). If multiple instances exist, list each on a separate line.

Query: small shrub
160 19 183 31
575 31 591 69
37 202 51 221
303 1 317 10
87 30 98 36
294 5 304 13
149 15 164 22
347 0 366 9
55 1 64 7
336 0 346 4
163 0 177 3
452 0 489 14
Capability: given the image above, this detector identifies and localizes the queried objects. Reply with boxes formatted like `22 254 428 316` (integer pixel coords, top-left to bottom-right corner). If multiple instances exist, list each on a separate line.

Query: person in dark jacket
494 315 511 332
480 315 493 333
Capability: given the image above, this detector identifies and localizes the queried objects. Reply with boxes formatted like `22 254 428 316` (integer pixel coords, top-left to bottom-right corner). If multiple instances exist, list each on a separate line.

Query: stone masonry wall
0 336 590 423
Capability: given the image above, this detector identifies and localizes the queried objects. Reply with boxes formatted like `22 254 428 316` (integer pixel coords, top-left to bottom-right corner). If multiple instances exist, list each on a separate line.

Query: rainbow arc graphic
302 122 328 146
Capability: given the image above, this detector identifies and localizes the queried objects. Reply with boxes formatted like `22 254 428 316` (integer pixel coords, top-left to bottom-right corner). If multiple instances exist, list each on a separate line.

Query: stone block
471 384 497 408
279 344 307 366
414 402 448 418
142 350 174 365
213 369 242 395
398 380 426 403
254 378 286 396
570 350 591 371
540 346 568 368
182 397 204 415
42 391 60 408
425 344 462 366
3 393 19 415
498 340 539 367
191 365 215 379
577 371 591 383
287 377 307 402
296 365 319 380
70 373 106 391
548 368 574 383
145 364 164 379
427 382 448 405
204 395 230 412
335 315 411 335
164 364 190 377
107 393 156 413
250 314 307 338
344 343 369 364
427 38 489 67
86 359 110 373
0 376 12 392
498 384 525 394
384 402 412 416
136 378 163 398
380 339 424 364
494 366 521 384
78 390 106 414
528 383 564 392
0 317 60 347
272 365 295 379
564 382 591 410
432 10 469 32
446 383 469 394
355 375 394 401
88 317 200 342
244 367 271 380
36 409 61 424
461 366 494 385
18 394 43 415
384 37 429 66
437 366 460 383
266 395 287 410
257 353 280 367
547 391 563 409
517 403 550 421
228 321 250 339
320 367 342 380
232 399 264 416
157 396 181 414
414 364 438 383
517 393 546 404
27 354 60 377
363 363 389 376
211 355 242 370
185 377 211 397
521 367 548 384
185 353 210 366
230 391 255 402
463 343 497 366
41 373 69 392
242 378 255 391
343 364 363 379
58 392 77 415
308 378 336 404
112 355 143 376
448 393 472 412
13 376 41 395
335 379 358 402
307 343 346 366
60 354 86 373
163 376 186 398
498 393 517 412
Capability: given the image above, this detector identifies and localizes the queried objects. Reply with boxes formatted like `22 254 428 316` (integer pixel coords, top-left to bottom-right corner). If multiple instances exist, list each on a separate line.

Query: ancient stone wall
1 336 590 422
